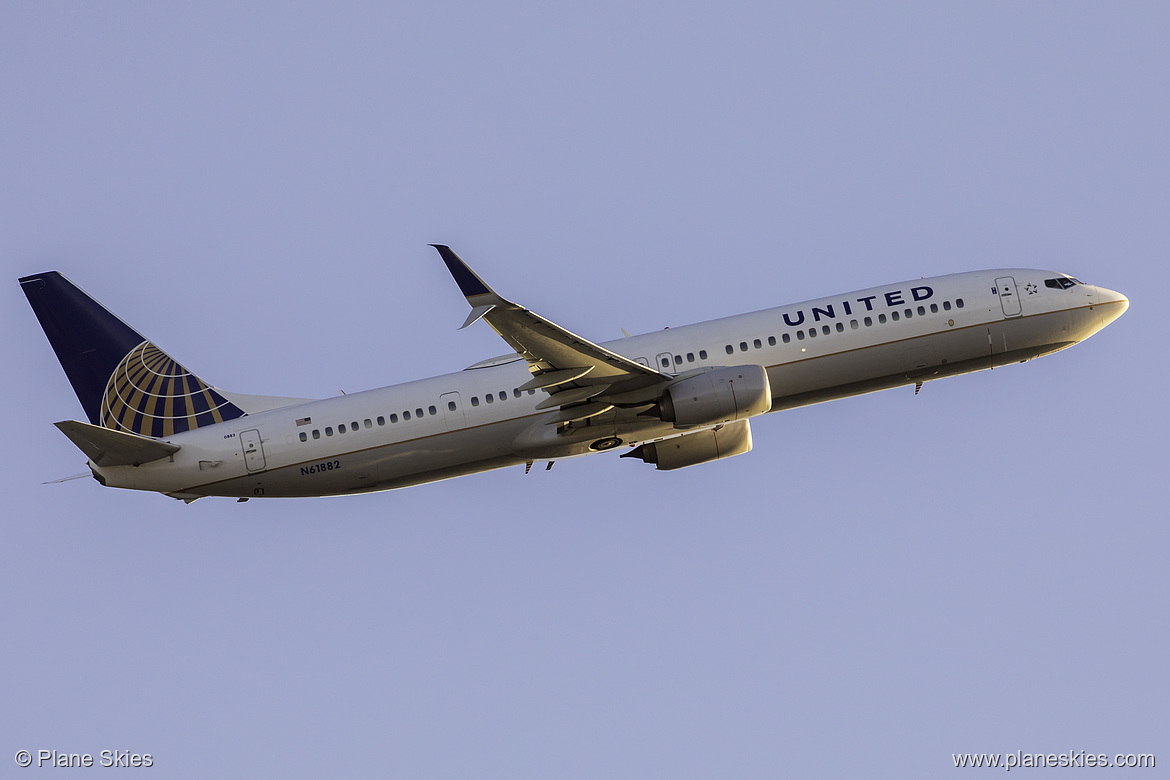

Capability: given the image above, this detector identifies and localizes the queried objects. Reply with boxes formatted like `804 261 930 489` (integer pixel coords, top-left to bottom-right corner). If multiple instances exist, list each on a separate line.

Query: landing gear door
995 276 1022 317
240 429 267 472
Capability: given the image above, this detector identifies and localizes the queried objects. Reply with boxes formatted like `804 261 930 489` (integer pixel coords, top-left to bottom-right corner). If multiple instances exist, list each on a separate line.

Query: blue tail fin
20 271 245 437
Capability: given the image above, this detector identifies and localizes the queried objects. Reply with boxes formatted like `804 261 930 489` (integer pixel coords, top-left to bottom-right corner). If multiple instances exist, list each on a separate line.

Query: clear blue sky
2 2 1165 777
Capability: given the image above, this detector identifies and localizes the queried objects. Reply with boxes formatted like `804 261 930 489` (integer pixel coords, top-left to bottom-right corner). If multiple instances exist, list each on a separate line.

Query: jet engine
658 365 771 429
621 419 753 471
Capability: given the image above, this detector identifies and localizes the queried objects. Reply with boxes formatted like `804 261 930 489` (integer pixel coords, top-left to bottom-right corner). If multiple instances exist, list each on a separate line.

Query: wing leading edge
431 245 671 421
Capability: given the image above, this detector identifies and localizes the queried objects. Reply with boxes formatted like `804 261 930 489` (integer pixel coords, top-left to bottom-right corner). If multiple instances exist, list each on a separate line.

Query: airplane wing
432 245 671 422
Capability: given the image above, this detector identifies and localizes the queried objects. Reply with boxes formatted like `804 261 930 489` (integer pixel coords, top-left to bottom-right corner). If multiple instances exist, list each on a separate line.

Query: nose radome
1094 285 1129 323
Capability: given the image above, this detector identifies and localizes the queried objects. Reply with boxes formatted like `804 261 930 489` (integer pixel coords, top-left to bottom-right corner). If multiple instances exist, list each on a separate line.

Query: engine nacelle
659 365 771 429
622 419 753 471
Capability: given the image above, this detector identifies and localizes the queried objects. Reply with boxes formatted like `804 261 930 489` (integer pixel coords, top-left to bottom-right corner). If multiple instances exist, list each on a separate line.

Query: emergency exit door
240 429 267 472
995 276 1022 317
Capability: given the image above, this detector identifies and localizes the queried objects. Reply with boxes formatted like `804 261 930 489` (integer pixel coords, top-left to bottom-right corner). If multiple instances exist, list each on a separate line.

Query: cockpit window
1045 277 1080 290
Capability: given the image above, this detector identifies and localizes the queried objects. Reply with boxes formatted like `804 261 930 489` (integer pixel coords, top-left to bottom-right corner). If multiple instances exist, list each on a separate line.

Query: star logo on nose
1025 283 1038 295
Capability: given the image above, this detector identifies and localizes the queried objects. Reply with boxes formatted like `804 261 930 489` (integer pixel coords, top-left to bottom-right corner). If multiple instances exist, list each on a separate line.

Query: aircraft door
656 352 674 374
240 429 267 472
440 392 466 431
995 276 1022 317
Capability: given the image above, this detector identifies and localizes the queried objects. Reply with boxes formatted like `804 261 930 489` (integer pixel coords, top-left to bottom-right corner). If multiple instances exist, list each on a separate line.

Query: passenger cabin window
836 322 844 332
917 306 926 316
403 411 411 420
471 397 479 407
725 345 734 355
448 401 457 411
943 301 952 311
767 336 776 346
699 349 708 359
377 416 386 425
930 303 939 313
956 298 965 308
389 413 398 423
364 419 372 428
325 427 334 436
753 338 762 349
739 341 748 352
299 432 307 442
864 316 872 326
429 406 437 415
891 311 900 321
782 333 791 343
312 429 321 439
415 408 424 417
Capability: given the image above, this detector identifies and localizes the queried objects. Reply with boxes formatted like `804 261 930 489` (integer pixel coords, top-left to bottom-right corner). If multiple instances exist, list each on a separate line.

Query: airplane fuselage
85 267 1127 500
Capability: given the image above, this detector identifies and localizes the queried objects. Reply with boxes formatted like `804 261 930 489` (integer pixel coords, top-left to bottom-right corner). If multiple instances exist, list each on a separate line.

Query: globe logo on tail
100 341 244 437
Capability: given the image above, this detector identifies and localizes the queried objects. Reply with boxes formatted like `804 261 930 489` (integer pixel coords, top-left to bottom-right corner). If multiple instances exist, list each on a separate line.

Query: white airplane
21 246 1128 502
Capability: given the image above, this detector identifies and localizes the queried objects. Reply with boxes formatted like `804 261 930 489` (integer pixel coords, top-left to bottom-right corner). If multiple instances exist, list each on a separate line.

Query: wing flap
543 402 615 424
517 366 594 391
533 384 610 410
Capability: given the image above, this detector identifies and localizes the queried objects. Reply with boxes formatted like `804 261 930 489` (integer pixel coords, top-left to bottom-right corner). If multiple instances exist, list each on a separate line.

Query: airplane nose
1093 285 1129 324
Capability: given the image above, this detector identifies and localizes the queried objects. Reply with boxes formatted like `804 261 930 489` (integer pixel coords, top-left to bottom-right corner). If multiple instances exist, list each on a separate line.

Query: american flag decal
296 417 312 426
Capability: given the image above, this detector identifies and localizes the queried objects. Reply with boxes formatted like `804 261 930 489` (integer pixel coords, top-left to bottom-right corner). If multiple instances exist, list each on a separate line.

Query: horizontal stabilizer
42 472 92 485
54 420 180 467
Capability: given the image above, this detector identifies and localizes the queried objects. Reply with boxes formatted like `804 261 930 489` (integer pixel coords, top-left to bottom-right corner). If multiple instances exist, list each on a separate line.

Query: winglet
460 303 496 330
431 244 499 301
